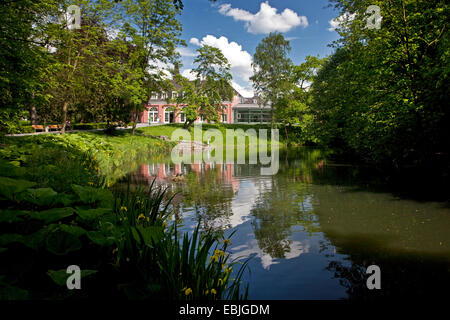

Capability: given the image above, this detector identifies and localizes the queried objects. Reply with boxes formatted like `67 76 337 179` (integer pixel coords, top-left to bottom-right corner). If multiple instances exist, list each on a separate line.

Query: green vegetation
0 132 248 299
250 0 449 171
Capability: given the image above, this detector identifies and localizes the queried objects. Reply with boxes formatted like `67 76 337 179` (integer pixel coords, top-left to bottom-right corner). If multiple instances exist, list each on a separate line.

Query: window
239 97 245 103
180 112 185 123
148 107 159 123
172 91 177 99
253 99 257 104
237 113 242 119
222 114 227 123
162 92 168 100
151 93 159 100
164 107 174 123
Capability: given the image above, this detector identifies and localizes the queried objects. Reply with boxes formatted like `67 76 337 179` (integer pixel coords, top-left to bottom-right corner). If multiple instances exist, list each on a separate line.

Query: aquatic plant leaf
53 193 76 207
131 226 164 246
71 184 113 208
0 210 30 223
59 224 87 237
45 230 82 255
76 207 112 222
22 228 48 250
86 231 115 247
0 177 36 200
29 207 75 223
0 160 26 178
47 269 98 286
0 285 29 300
22 188 58 207
0 233 24 246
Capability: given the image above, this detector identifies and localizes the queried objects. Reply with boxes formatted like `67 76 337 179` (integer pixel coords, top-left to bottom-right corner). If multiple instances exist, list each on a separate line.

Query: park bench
31 125 44 132
47 125 59 131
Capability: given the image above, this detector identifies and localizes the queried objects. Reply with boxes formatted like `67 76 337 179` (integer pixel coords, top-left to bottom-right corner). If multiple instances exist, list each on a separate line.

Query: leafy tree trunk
61 101 68 135
184 119 194 130
29 105 37 125
131 105 140 136
270 102 274 129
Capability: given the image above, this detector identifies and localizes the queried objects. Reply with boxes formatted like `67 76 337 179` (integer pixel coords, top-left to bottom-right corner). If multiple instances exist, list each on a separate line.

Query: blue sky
176 0 342 96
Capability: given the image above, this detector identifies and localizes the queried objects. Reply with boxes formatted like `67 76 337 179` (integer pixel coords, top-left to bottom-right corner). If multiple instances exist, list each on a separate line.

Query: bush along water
0 158 249 299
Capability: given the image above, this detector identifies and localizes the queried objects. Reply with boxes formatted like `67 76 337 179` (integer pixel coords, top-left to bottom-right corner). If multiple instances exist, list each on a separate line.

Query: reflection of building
139 162 240 193
138 83 271 124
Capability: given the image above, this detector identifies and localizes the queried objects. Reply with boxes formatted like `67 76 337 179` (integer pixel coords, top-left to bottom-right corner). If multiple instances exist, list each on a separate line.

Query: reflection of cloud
231 238 311 270
228 178 273 228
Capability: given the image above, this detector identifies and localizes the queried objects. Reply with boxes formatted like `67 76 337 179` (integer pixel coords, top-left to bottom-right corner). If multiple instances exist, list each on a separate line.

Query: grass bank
0 130 248 300
137 123 301 148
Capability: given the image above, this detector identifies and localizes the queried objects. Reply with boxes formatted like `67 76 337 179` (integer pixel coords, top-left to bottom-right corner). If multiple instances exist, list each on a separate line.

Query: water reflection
123 148 450 300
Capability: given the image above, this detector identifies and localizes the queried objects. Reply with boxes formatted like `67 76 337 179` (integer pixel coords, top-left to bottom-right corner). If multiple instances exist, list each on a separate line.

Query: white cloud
181 69 196 81
328 12 356 32
218 1 308 34
177 47 196 57
231 81 254 98
189 37 201 46
190 35 254 84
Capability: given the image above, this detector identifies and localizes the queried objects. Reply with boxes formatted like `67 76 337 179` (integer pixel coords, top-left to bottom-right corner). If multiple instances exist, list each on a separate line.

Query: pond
121 147 450 300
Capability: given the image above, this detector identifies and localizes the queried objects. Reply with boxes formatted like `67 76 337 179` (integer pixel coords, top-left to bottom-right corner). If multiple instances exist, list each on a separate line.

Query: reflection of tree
313 184 450 300
251 149 328 259
176 166 234 231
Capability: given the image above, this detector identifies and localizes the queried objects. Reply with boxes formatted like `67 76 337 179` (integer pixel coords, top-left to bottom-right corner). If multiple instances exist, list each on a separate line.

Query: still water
124 148 450 300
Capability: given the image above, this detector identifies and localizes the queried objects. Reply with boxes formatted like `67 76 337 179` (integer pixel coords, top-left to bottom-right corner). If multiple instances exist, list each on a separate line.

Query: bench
47 125 59 131
31 125 44 132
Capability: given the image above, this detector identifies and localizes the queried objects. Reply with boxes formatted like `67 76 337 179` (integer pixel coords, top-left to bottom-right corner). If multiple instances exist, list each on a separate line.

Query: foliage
251 32 293 128
308 0 450 169
275 56 326 144
172 45 233 129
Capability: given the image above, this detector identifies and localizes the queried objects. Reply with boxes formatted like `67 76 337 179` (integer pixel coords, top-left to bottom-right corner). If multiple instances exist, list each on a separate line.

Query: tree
275 56 326 143
174 45 233 130
310 0 449 168
119 0 184 135
0 0 57 133
250 32 293 128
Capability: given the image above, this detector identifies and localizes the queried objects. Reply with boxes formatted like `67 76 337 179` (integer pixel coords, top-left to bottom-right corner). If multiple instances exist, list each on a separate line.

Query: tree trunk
270 102 274 129
29 105 37 125
61 101 68 135
131 106 138 136
284 123 289 142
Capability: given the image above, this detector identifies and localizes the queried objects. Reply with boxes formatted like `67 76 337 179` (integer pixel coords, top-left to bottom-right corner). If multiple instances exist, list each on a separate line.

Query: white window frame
222 114 227 123
148 108 159 123
164 107 173 123
151 93 159 100
180 112 186 123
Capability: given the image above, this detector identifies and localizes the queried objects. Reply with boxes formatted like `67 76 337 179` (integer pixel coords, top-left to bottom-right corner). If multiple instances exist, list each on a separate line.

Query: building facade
139 87 271 124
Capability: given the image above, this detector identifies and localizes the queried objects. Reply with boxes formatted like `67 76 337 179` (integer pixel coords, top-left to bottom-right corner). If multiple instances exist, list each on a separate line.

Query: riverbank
0 130 248 300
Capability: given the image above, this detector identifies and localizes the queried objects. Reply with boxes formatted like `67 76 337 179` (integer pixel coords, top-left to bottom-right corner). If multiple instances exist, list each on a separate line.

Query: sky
176 0 342 97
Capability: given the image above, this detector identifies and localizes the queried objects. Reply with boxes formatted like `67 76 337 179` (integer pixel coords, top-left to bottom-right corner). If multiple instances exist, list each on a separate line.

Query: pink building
139 85 239 125
138 82 272 125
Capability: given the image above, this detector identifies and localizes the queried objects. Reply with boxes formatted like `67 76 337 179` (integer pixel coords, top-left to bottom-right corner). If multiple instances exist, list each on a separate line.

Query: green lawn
137 123 280 147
